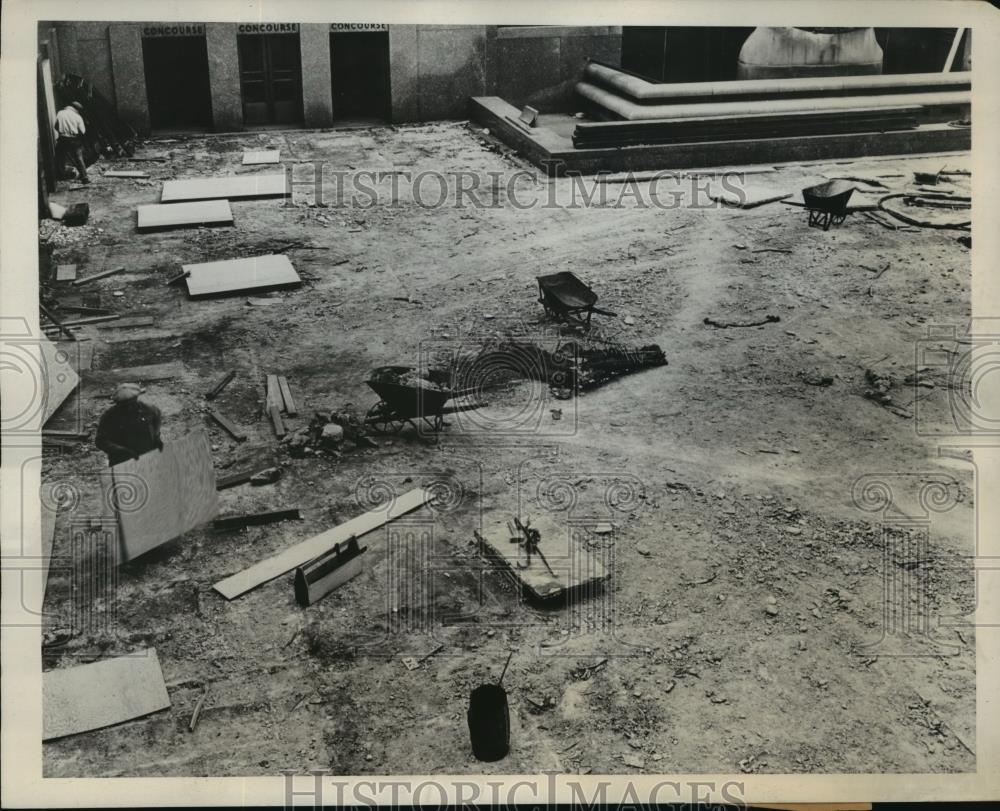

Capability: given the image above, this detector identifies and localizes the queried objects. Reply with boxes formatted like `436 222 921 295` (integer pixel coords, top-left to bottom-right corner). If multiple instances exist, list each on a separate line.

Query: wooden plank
137 200 234 232
707 183 793 209
216 469 254 490
160 174 289 203
474 513 609 601
98 315 155 329
84 361 185 385
205 370 236 400
55 264 77 281
39 303 77 341
276 376 297 415
41 429 89 439
213 508 301 532
43 649 171 740
242 150 280 165
103 170 150 178
213 487 434 599
49 314 120 327
72 267 125 287
207 408 248 442
265 374 283 410
183 254 300 298
38 336 81 426
268 404 286 438
104 430 218 561
55 304 111 316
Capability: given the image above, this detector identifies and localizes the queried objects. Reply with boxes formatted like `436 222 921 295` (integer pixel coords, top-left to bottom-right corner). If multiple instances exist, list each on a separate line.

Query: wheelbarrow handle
592 307 618 318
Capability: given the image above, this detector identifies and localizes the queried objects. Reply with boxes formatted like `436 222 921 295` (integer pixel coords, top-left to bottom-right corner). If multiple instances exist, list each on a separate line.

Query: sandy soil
40 122 975 776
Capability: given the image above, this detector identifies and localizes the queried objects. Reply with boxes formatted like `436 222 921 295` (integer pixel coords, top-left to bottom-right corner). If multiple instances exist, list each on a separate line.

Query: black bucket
467 683 510 761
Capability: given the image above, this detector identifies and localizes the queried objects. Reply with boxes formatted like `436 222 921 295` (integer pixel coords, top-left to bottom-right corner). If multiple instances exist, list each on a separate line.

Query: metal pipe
583 61 971 103
574 81 971 122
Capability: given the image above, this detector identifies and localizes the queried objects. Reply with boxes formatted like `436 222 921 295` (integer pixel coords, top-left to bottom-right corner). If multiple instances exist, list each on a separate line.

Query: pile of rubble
281 409 377 458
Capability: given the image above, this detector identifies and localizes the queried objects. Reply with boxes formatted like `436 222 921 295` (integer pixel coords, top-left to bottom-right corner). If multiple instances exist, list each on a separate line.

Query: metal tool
508 517 556 576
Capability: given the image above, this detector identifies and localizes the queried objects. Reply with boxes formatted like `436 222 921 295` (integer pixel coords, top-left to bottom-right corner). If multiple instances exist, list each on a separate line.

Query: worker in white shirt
54 101 90 184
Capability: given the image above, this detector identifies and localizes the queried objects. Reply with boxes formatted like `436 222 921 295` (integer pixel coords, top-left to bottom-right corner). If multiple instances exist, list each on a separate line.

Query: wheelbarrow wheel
365 401 407 434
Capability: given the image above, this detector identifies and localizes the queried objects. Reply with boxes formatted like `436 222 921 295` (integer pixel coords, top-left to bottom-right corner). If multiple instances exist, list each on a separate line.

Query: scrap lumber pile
566 340 668 390
450 337 667 395
54 73 137 161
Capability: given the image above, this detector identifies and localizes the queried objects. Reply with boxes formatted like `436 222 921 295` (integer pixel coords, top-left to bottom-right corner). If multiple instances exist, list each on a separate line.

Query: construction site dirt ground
40 122 975 776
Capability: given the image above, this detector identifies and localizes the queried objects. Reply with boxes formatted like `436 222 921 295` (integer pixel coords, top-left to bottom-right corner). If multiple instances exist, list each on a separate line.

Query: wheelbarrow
802 179 855 231
537 272 617 329
364 366 486 435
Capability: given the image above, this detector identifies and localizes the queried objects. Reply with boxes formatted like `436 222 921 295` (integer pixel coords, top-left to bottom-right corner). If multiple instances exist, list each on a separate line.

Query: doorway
237 33 303 126
621 27 754 83
142 36 212 129
330 31 391 121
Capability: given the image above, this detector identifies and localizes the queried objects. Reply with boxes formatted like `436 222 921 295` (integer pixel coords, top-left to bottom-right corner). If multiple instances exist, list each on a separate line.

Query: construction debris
183 255 301 298
282 409 377 456
293 536 367 606
55 72 138 159
474 513 609 601
213 487 434 599
703 314 781 329
213 508 301 532
207 407 248 442
160 174 289 203
137 200 234 232
250 467 282 485
242 150 280 165
73 267 125 287
205 370 237 400
43 649 170 740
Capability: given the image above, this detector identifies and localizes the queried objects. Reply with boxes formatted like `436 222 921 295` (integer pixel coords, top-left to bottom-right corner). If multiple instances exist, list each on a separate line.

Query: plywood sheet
136 200 234 231
105 429 218 561
39 336 80 426
183 254 301 298
55 264 77 281
476 513 609 601
242 150 280 165
160 174 288 202
214 487 434 599
43 649 170 740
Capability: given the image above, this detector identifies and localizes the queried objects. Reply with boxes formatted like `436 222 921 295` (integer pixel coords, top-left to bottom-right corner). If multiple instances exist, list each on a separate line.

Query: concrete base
470 96 971 176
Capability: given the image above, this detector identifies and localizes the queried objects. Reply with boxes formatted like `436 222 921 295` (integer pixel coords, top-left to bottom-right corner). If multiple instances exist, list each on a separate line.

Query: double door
238 33 303 125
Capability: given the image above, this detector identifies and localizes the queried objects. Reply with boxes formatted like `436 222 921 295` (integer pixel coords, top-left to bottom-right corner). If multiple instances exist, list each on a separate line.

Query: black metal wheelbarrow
802 179 855 231
537 272 617 329
364 366 486 435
